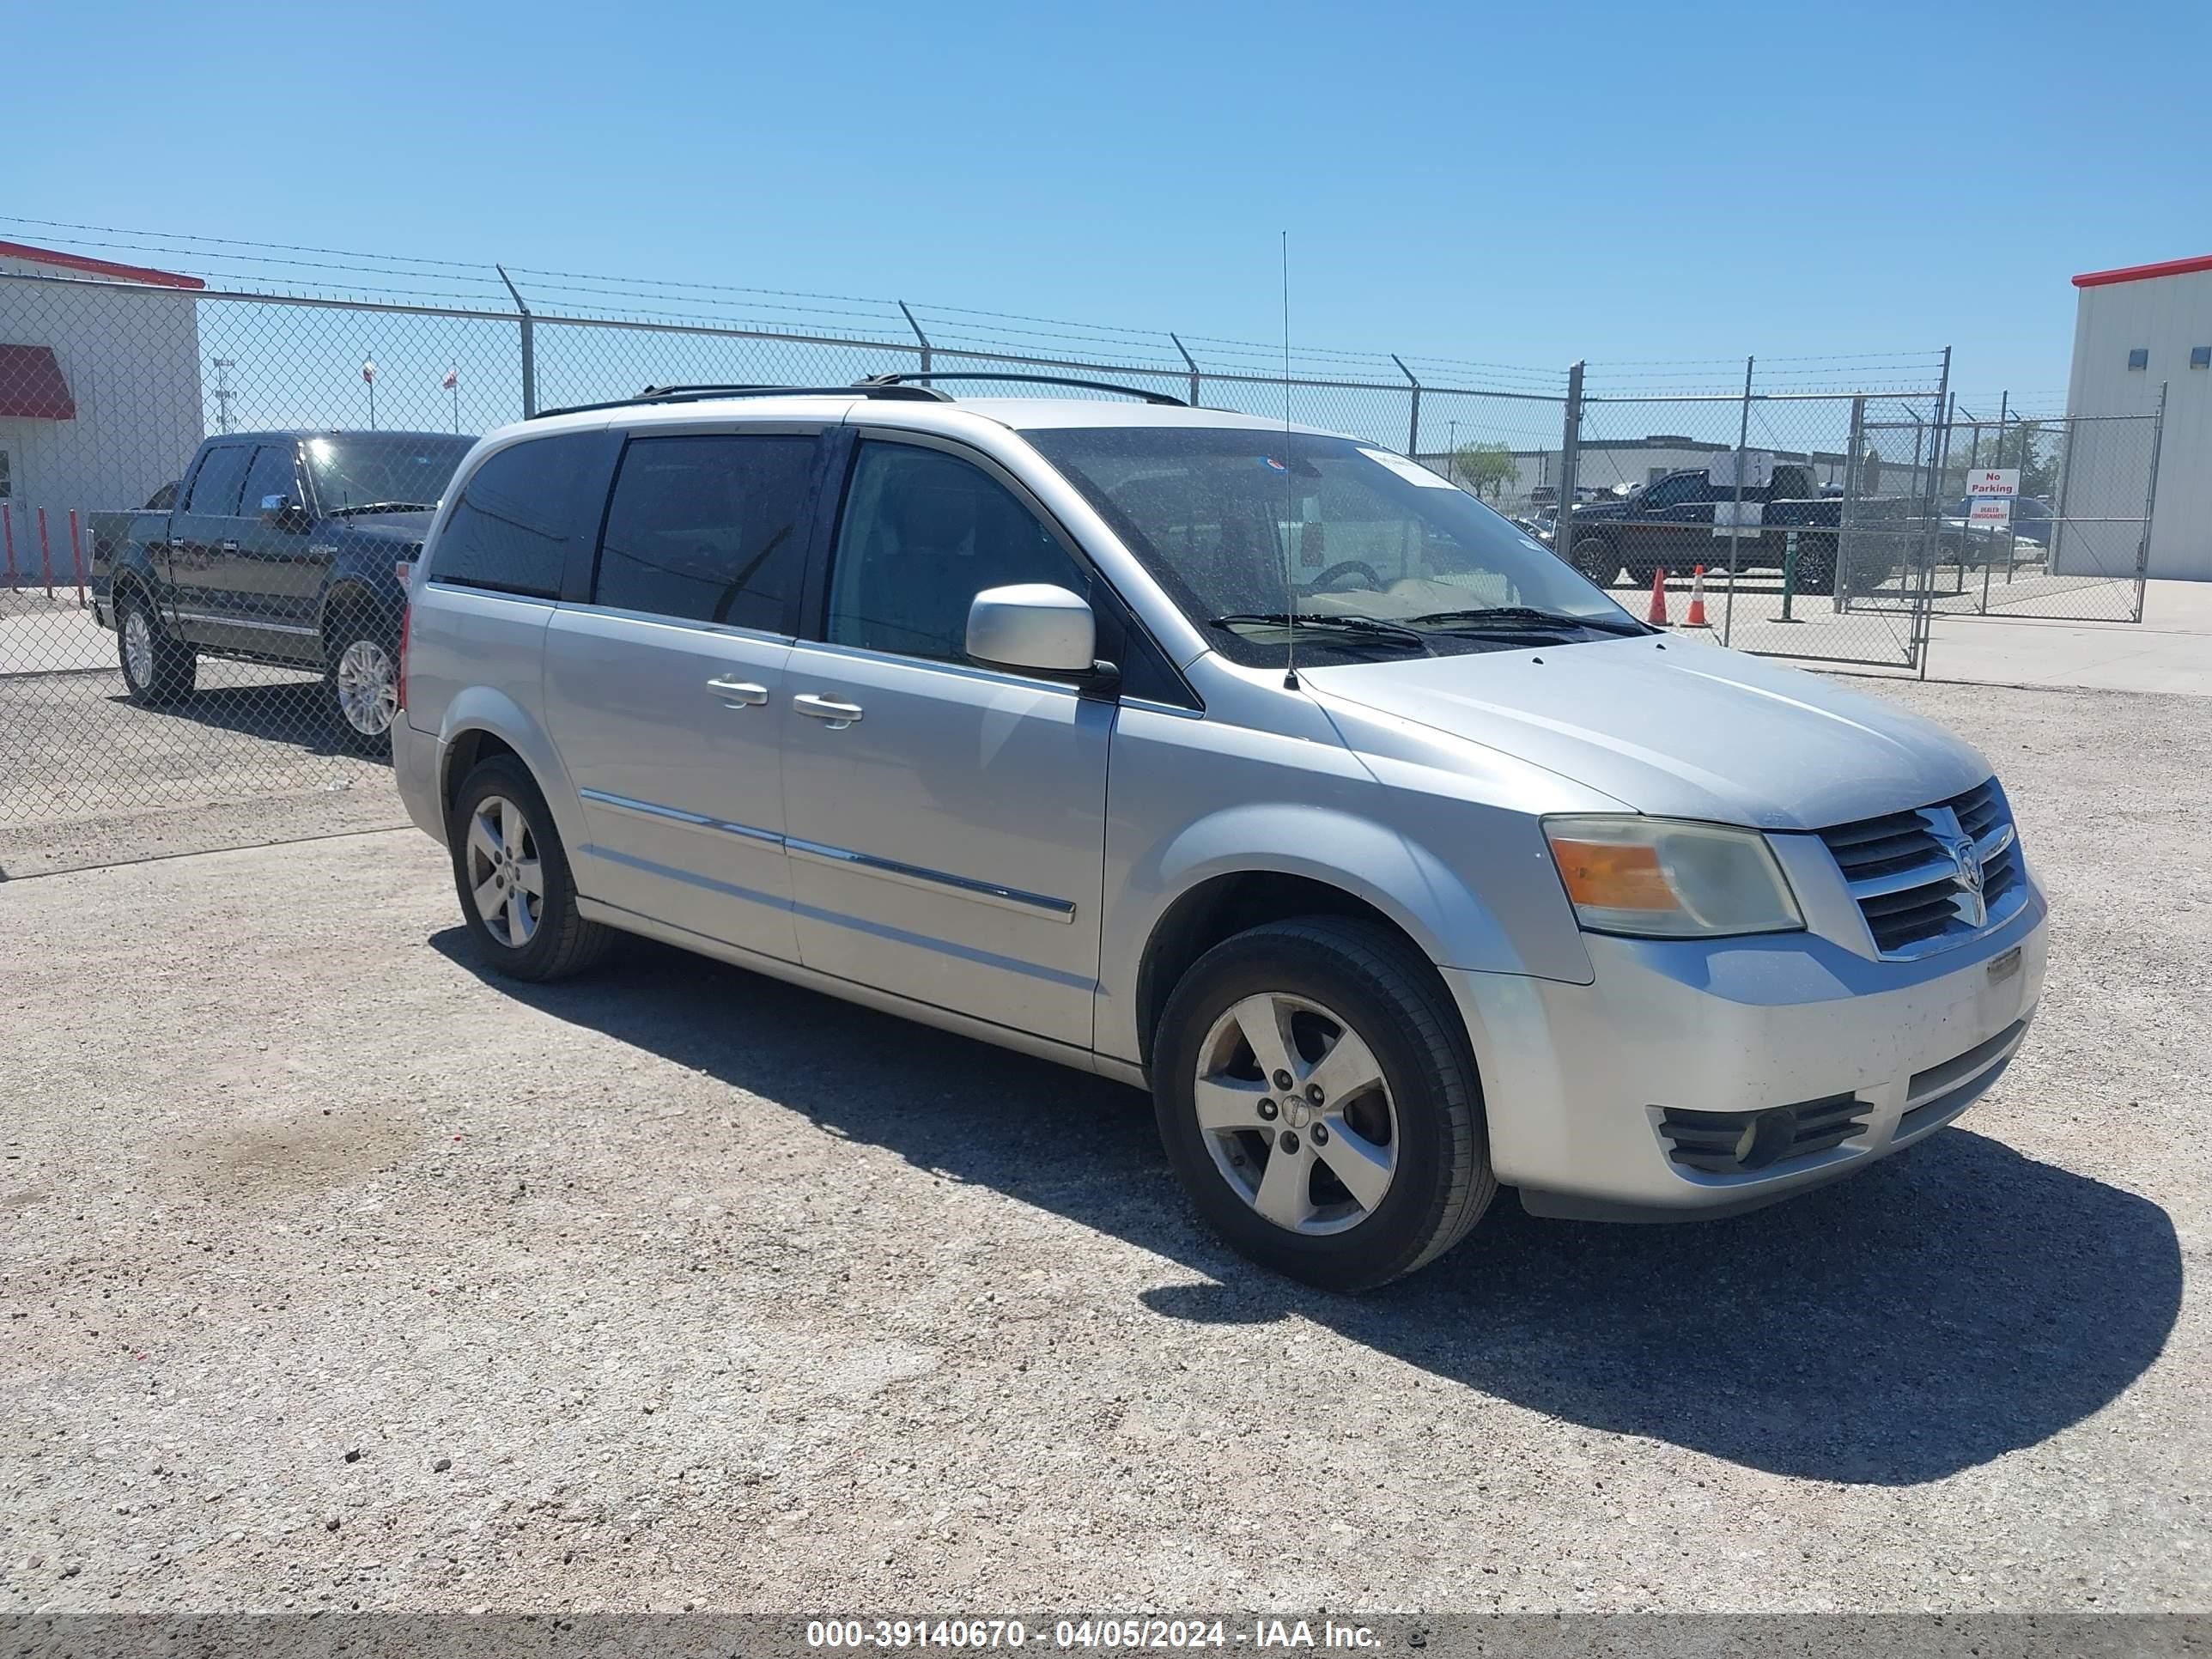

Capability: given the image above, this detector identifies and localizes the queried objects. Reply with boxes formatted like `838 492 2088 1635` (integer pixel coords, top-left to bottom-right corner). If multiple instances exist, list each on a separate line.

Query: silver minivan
392 379 2046 1290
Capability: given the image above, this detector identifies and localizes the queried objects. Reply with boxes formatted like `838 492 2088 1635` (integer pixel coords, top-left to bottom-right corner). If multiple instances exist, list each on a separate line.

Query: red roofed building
2067 255 2212 581
1 240 206 572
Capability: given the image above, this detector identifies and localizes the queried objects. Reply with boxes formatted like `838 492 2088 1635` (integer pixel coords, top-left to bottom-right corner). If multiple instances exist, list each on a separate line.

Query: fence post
1839 394 1865 612
1555 362 1584 554
1719 356 1753 645
1914 347 1953 681
2134 380 2168 622
897 301 932 374
1392 355 1421 458
1170 333 1200 408
496 264 537 418
3 501 15 588
2050 410 2080 577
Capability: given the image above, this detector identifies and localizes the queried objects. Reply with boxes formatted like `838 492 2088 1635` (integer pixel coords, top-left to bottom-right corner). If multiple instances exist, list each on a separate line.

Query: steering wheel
1306 559 1385 593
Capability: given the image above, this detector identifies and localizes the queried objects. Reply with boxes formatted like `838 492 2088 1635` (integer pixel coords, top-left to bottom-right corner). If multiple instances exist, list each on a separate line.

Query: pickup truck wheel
1152 916 1495 1291
116 590 196 706
1796 536 1838 597
450 755 613 981
1569 535 1620 586
324 609 400 753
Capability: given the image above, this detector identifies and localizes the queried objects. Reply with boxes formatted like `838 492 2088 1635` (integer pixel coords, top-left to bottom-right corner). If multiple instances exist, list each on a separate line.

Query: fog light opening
1735 1108 1798 1171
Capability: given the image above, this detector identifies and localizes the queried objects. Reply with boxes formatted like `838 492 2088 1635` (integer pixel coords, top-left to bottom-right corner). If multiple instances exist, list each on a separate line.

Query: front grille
1657 1094 1871 1175
1819 778 2023 958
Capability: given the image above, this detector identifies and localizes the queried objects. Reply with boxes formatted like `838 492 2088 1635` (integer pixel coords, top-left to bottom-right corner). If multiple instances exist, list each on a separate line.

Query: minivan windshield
303 434 475 514
1025 426 1642 664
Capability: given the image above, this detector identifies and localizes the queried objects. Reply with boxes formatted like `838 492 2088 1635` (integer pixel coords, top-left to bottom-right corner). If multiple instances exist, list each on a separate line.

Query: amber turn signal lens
1547 836 1678 914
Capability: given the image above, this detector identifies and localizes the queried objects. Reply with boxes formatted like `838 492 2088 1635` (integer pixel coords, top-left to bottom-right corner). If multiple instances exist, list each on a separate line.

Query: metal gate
1919 398 2166 624
1565 364 1954 672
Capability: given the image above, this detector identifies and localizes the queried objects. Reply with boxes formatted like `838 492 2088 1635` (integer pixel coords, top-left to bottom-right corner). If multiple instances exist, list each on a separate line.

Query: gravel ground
0 665 399 880
1 677 2206 1615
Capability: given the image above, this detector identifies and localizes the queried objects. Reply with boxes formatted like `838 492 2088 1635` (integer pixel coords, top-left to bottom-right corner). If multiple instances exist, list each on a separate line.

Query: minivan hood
1302 635 1990 830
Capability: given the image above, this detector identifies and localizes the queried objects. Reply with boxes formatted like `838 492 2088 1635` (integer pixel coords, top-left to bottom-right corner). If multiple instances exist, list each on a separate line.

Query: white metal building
2065 254 2212 580
0 240 204 582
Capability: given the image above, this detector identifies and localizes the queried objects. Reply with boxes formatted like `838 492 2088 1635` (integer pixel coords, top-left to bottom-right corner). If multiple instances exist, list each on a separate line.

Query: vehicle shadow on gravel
104 683 375 759
434 929 2181 1489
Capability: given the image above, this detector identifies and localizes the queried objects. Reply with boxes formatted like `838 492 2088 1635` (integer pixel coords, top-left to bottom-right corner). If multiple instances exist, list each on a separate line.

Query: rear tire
450 755 612 981
1151 916 1496 1291
1569 535 1620 587
116 588 196 706
1796 535 1838 597
324 601 401 755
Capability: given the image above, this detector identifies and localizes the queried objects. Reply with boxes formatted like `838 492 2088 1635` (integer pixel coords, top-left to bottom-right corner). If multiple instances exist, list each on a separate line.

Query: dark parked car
1559 463 1850 595
93 430 474 749
1940 495 2056 565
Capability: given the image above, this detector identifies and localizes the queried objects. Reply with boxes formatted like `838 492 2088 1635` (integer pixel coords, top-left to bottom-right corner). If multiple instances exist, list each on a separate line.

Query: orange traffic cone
1683 564 1711 628
1645 567 1669 626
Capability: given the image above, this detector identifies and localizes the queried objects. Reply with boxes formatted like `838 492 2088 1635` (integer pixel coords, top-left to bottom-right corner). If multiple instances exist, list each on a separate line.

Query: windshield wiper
1401 605 1649 636
1208 612 1429 652
326 501 435 516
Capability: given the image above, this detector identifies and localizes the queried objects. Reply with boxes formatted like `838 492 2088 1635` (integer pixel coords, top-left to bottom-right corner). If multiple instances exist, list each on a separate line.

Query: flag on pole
441 366 459 391
362 357 378 385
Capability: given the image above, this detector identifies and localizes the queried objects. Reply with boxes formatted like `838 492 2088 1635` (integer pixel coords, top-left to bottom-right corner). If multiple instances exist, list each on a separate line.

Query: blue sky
16 0 2210 413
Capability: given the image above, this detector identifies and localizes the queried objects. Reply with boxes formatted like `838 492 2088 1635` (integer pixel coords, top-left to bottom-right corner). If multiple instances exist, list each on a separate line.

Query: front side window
1025 426 1638 665
240 444 300 516
1639 473 1702 508
427 433 599 599
826 442 1089 664
184 445 253 516
594 434 814 630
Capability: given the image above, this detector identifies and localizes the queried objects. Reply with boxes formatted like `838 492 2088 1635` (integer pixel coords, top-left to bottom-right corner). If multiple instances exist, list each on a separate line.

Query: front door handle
793 692 864 727
705 676 769 707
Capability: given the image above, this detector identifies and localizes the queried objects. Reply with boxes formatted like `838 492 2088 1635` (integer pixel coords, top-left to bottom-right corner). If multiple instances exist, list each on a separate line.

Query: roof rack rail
530 382 952 421
854 371 1187 407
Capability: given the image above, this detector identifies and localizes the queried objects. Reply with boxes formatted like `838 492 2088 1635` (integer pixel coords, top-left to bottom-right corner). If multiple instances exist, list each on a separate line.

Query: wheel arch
1133 870 1443 1073
434 688 587 859
1115 801 1549 1073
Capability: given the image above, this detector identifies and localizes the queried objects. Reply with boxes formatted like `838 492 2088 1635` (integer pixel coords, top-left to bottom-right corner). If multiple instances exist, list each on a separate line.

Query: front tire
450 755 612 981
116 588 196 706
1152 917 1496 1291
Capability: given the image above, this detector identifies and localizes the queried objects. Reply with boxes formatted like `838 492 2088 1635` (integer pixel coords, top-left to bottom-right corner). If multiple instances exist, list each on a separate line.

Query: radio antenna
1280 230 1299 691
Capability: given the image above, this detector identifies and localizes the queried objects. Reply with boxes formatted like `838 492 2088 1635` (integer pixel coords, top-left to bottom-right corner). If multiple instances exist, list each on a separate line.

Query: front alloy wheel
1152 916 1496 1291
1194 993 1400 1235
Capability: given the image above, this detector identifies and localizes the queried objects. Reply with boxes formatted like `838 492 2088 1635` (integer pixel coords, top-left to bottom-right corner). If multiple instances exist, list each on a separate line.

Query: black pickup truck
1559 462 1846 595
94 430 474 749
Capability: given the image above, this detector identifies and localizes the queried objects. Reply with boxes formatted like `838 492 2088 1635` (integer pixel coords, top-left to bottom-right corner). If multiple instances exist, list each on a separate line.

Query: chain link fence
0 228 2169 872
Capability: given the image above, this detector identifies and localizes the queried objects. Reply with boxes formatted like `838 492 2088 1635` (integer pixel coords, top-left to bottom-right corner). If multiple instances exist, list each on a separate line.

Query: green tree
1451 441 1517 501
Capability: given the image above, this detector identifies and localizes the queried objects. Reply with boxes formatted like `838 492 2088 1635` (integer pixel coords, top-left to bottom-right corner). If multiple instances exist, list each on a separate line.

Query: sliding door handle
705 676 769 707
793 693 864 727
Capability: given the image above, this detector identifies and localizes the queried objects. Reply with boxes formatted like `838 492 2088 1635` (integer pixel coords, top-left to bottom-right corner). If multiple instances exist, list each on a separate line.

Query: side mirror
260 493 301 526
965 584 1097 678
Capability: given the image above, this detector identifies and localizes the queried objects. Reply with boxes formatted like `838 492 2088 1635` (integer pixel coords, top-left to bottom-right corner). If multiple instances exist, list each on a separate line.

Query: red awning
0 344 75 419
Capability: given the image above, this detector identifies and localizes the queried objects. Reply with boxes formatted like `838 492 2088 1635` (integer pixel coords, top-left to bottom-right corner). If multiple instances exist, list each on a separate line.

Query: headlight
1543 816 1802 939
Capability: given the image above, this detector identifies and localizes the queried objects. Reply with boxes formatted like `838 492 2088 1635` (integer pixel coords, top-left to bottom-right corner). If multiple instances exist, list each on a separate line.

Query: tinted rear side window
593 434 816 629
184 445 253 515
428 434 600 599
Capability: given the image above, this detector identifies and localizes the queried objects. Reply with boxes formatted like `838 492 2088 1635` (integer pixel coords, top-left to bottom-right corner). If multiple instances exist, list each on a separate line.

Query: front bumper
1443 880 2048 1220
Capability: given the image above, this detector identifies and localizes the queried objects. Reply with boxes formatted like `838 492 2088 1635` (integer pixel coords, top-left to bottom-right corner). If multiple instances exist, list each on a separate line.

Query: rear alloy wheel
1152 916 1495 1291
450 755 612 981
325 612 399 752
116 589 196 705
1570 536 1620 586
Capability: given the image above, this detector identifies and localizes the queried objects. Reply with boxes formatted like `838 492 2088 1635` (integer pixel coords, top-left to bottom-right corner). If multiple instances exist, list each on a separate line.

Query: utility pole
211 358 236 433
